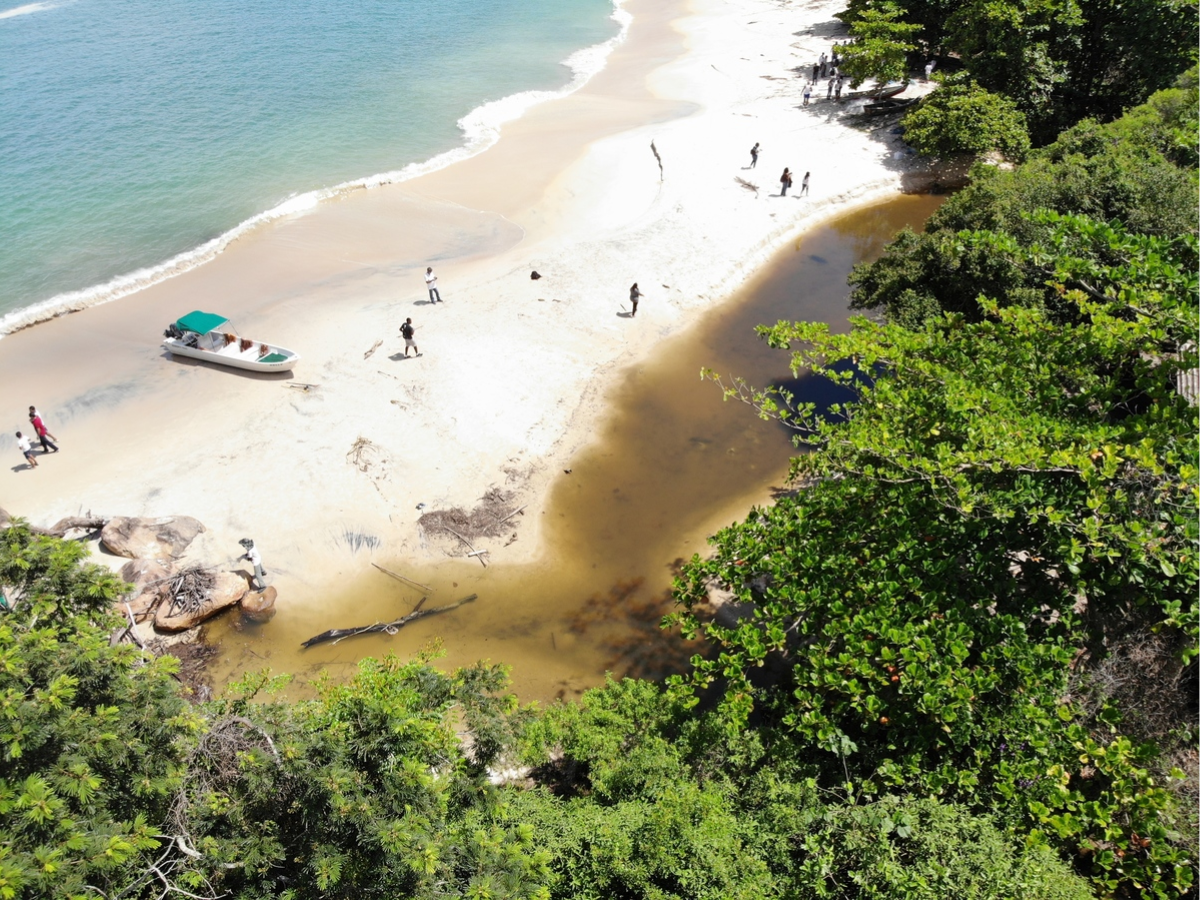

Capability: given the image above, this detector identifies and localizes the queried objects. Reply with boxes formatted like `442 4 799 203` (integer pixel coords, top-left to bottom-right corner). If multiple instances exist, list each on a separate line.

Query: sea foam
0 3 55 20
0 0 631 338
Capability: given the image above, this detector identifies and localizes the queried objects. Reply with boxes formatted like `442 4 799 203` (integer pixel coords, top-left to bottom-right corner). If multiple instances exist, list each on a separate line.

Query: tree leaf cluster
850 74 1199 328
840 0 1197 144
670 193 1196 893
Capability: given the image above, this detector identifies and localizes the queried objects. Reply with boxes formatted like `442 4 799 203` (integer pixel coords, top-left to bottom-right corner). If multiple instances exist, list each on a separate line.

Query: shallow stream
206 194 942 700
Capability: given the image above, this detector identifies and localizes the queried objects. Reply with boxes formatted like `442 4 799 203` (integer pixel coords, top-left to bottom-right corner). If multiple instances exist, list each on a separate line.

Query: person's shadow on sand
616 311 634 318
388 352 412 361
11 462 34 472
414 299 436 306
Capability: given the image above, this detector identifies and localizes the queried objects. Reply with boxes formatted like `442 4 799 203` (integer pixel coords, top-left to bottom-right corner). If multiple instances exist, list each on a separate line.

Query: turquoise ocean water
0 0 623 331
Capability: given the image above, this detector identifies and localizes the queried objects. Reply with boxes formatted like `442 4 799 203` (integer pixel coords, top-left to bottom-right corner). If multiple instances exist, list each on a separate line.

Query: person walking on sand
800 171 810 196
15 432 37 469
827 77 835 99
424 267 442 303
802 83 812 106
400 318 420 356
780 167 793 196
28 407 58 453
629 283 643 317
749 142 760 168
835 76 844 100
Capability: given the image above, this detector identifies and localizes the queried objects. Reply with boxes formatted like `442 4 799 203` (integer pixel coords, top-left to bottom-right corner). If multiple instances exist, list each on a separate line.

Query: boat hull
163 338 299 373
862 97 918 116
847 81 909 101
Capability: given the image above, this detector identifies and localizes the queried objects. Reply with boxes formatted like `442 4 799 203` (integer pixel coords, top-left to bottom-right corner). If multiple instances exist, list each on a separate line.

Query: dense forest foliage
839 0 1197 149
2 9 1196 900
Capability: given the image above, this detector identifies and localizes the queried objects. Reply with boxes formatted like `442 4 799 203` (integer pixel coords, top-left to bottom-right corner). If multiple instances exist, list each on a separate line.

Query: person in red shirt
28 406 59 453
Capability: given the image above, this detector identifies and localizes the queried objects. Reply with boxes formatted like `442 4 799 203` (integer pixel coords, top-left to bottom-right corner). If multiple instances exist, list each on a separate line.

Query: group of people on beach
749 143 811 198
14 406 58 470
803 45 846 106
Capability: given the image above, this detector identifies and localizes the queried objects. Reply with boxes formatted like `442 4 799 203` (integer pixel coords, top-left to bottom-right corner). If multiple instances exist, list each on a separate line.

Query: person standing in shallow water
629 283 643 317
780 167 793 196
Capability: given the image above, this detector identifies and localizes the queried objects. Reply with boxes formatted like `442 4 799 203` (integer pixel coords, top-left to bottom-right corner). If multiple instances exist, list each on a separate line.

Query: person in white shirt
15 431 37 469
425 267 442 303
239 538 267 590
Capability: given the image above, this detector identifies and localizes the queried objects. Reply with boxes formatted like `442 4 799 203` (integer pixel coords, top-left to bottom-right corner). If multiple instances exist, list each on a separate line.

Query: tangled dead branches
164 567 216 618
418 488 522 543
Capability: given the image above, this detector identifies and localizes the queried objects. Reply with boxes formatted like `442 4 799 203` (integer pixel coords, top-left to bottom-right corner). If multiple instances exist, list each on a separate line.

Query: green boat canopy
176 310 229 334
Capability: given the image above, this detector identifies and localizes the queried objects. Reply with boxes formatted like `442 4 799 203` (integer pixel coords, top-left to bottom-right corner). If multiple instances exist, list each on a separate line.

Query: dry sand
0 0 936 643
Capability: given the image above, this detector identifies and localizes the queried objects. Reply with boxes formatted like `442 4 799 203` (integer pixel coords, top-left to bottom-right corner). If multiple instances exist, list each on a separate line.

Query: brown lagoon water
206 195 942 701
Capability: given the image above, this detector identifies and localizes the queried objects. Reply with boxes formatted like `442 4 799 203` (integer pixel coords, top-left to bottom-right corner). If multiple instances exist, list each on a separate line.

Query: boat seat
240 338 253 352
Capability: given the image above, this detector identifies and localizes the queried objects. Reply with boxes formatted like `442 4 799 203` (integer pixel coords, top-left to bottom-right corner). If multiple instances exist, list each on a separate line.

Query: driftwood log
300 594 478 649
0 507 109 538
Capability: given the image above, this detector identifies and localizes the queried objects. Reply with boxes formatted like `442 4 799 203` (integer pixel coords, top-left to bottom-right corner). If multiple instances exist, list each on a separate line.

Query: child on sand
15 432 37 469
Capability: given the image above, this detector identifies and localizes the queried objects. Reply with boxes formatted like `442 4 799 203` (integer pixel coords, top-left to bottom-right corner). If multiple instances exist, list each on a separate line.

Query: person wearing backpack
400 318 420 357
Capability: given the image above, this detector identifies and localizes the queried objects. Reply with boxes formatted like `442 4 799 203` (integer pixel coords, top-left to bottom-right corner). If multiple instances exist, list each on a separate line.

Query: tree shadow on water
568 560 704 683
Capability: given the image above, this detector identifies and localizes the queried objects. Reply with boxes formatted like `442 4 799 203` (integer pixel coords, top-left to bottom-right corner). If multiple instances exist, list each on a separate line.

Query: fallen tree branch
371 562 433 593
121 601 145 651
300 594 478 648
493 504 527 527
446 527 488 567
29 514 108 538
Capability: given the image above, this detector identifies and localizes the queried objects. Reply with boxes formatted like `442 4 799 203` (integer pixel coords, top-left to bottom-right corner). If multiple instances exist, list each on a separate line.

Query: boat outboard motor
164 324 183 339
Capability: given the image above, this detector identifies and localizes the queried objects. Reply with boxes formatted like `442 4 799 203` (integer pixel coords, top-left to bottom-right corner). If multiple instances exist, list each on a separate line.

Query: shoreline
0 0 632 337
0 0 939 676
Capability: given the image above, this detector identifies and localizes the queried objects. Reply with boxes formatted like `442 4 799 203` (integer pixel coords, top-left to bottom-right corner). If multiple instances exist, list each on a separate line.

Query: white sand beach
0 0 938 687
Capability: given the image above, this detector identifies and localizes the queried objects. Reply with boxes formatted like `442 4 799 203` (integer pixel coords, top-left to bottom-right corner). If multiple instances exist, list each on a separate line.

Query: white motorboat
162 310 300 373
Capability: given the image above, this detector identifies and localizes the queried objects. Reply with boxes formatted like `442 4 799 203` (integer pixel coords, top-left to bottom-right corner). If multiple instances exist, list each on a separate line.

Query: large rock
115 560 173 622
120 558 172 591
155 572 247 632
240 586 278 622
101 516 205 561
118 590 161 622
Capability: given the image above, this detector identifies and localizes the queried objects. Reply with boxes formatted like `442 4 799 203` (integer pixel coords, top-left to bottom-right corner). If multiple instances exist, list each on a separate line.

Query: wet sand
0 0 940 673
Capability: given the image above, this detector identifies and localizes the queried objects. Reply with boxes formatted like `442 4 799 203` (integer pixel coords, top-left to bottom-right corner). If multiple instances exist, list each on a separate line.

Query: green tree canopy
673 211 1198 896
839 3 923 88
0 522 199 900
902 76 1031 160
852 77 1199 326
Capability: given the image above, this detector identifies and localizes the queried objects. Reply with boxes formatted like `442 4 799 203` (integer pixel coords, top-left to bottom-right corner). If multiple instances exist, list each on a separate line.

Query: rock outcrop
101 516 205 561
115 560 173 622
240 586 278 622
155 572 247 632
120 558 172 591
